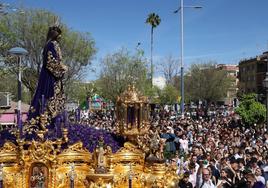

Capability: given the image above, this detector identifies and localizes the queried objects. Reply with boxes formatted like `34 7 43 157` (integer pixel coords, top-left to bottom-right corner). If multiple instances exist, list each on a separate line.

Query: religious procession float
0 85 179 188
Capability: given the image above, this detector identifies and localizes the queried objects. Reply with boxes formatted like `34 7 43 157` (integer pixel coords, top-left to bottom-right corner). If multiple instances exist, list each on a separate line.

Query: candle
56 116 61 138
64 110 68 127
17 111 22 138
41 94 45 114
75 108 80 122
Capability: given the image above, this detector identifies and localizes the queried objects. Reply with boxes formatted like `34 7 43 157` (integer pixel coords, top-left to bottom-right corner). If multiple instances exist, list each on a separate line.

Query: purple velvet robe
27 40 66 130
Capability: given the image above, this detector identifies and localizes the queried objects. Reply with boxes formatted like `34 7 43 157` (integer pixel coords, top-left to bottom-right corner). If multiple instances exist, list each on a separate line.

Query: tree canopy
159 84 178 105
184 63 233 103
145 13 161 28
96 48 149 103
235 93 266 126
0 9 96 98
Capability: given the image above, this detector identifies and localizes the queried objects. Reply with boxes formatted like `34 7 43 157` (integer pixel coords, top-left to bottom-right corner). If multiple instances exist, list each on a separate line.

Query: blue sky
3 0 268 81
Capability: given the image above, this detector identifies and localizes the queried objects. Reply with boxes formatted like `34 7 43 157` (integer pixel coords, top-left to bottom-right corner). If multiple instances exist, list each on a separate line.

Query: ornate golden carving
0 87 179 187
87 174 114 188
28 140 56 162
116 85 150 141
1 142 17 152
0 139 179 188
58 141 91 165
118 85 148 104
0 142 18 163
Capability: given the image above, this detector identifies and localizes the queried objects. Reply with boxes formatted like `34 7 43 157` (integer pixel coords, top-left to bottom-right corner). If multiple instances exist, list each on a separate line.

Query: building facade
0 101 29 129
216 64 239 105
238 52 268 97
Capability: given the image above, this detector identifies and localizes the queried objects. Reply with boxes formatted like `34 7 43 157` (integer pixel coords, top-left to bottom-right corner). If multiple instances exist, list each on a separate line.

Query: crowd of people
73 106 268 188
154 109 268 188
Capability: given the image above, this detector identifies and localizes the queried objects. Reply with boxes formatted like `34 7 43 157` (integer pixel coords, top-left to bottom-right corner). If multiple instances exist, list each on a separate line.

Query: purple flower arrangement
67 124 123 153
0 121 124 153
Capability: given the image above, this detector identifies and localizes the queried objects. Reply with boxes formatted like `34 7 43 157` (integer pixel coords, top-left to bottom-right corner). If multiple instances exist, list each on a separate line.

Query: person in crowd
178 172 193 188
255 167 265 186
188 162 197 188
197 167 216 188
216 168 234 188
245 173 265 188
179 134 189 154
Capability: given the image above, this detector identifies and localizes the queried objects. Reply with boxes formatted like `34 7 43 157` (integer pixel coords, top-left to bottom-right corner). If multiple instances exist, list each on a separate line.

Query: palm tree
146 13 161 87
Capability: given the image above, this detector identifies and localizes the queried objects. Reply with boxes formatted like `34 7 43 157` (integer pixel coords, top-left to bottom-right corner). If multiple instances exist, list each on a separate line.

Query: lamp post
8 47 28 138
174 0 202 117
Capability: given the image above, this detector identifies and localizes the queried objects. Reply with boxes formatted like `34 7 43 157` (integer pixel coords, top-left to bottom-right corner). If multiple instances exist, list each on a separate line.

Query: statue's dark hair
46 26 62 42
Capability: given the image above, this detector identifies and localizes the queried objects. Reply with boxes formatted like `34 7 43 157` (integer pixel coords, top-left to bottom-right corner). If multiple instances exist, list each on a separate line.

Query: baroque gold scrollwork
0 142 17 153
28 140 55 161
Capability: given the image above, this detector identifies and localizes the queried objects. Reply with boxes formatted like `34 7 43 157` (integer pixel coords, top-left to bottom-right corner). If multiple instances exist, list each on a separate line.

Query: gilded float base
0 140 179 188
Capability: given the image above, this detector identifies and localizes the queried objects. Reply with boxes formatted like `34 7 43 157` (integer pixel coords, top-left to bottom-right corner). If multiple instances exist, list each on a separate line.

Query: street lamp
8 47 28 138
174 0 202 118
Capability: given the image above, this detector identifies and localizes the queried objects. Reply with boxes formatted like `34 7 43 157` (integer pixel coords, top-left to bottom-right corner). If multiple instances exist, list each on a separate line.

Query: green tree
66 81 88 104
185 63 232 104
0 66 32 103
159 84 178 105
144 85 161 104
235 93 266 126
0 66 16 94
96 48 148 102
146 13 161 87
0 9 96 98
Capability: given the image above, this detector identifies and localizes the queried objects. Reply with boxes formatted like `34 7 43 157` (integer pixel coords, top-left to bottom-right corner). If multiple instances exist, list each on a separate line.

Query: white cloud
153 76 166 89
